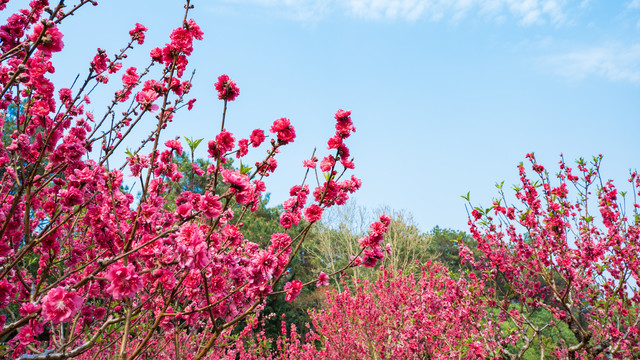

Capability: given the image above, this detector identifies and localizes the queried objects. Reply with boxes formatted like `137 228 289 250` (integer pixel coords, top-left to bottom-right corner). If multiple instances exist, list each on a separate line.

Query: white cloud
628 0 640 10
345 0 568 24
220 0 332 21
221 0 578 24
544 44 640 83
542 0 566 24
345 0 564 25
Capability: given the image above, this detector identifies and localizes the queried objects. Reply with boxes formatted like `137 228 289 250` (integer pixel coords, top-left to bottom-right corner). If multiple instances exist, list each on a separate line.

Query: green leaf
461 191 470 201
240 161 252 175
125 147 133 158
185 136 204 152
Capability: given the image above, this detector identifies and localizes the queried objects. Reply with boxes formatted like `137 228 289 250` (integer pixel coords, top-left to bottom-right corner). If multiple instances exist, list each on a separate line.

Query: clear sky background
4 0 639 232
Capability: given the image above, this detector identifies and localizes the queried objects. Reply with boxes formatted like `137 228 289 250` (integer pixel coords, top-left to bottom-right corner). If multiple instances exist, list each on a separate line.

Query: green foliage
496 306 578 359
426 225 478 273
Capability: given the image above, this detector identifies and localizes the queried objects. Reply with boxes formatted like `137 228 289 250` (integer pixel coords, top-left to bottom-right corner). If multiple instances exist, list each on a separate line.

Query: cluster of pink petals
30 21 64 54
105 264 143 300
215 74 240 101
250 129 265 147
304 204 323 223
129 23 148 44
283 280 302 302
270 117 296 145
149 19 203 77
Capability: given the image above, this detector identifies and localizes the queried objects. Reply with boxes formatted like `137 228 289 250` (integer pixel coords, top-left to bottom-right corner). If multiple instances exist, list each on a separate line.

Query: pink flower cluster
283 280 302 302
270 117 296 145
105 264 143 300
215 74 240 101
129 23 148 45
29 21 64 54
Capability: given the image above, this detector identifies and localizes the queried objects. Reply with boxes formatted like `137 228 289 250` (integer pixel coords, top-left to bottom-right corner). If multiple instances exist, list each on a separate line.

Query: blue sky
5 0 639 232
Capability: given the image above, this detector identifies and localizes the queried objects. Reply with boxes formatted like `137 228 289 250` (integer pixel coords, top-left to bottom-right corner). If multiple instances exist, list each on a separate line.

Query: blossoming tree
0 1 389 359
464 154 640 359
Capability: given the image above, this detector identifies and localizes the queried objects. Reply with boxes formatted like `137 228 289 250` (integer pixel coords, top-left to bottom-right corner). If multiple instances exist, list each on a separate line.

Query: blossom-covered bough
0 1 390 358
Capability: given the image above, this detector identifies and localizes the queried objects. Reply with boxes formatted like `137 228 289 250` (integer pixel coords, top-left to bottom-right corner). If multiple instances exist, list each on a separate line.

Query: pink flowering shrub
0 1 389 359
226 263 493 360
464 154 640 359
305 264 492 359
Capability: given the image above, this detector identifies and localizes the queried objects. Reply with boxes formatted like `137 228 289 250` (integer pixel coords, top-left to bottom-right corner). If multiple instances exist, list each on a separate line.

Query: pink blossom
122 67 139 88
176 202 193 218
0 279 16 308
270 117 296 145
91 49 109 74
129 23 148 45
340 158 355 169
215 74 240 101
284 280 302 302
30 22 64 54
186 19 204 40
105 264 143 300
320 155 335 172
19 303 40 317
250 250 278 282
216 130 235 154
150 47 163 62
334 109 356 137
280 211 299 229
270 233 291 250
135 89 159 106
221 169 251 192
304 204 323 223
41 287 82 323
327 135 342 149
257 157 278 176
108 62 123 74
303 158 317 169
250 129 265 147
169 27 193 55
18 325 39 346
317 272 329 287
187 98 196 110
236 138 249 158
202 192 222 218
165 139 183 155
58 87 72 106
334 109 352 120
